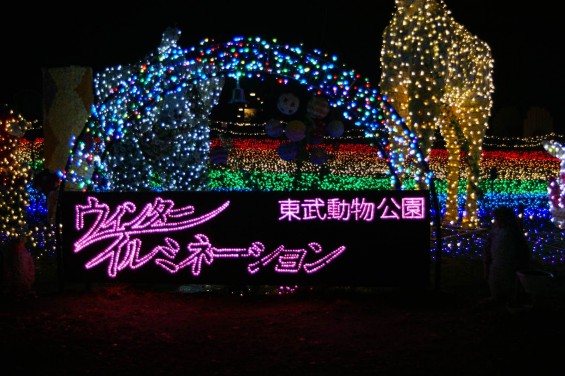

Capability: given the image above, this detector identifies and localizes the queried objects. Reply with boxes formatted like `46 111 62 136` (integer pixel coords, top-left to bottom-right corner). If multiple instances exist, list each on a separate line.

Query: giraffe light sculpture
380 0 494 228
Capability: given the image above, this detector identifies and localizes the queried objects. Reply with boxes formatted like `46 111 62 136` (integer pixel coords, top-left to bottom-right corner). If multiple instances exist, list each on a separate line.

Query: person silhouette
1 237 36 298
482 206 531 307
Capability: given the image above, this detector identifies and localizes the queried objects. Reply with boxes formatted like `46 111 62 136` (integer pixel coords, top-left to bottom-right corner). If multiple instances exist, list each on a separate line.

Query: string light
380 0 494 228
206 129 561 262
2 21 564 267
65 29 426 192
0 104 57 259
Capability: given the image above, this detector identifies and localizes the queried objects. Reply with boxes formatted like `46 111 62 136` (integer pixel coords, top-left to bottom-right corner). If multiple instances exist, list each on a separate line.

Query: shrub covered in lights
0 105 58 258
0 106 34 241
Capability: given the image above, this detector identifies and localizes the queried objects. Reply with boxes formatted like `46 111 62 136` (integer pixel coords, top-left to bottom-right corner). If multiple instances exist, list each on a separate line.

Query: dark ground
1 257 565 376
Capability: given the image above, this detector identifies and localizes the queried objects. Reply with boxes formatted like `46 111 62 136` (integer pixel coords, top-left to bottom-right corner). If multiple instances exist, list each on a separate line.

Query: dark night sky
1 1 562 133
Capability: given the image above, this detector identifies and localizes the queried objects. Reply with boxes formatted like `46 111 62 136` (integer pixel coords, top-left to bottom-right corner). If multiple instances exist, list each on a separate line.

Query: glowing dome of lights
64 29 428 193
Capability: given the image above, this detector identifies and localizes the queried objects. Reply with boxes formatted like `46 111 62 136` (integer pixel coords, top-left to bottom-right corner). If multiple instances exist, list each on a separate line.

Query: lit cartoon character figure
542 140 565 228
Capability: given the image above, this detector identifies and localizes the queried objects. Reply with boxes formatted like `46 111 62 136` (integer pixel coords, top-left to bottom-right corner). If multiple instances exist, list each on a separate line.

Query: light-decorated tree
0 105 35 242
65 28 224 192
380 0 494 228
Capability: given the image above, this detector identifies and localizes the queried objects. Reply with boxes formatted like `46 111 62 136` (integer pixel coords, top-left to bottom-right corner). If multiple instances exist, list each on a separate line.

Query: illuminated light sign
61 190 430 287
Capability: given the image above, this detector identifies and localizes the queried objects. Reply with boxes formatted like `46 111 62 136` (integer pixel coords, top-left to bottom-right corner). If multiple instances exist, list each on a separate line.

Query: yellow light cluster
380 0 494 228
0 106 35 240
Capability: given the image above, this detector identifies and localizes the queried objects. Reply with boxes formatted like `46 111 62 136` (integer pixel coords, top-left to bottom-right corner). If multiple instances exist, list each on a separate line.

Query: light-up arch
64 29 430 193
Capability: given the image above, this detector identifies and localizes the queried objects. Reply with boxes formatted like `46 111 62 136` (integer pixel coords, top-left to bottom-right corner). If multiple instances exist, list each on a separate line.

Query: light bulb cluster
2 21 564 267
1 108 564 265
0 105 58 259
206 128 562 263
380 0 494 228
65 30 427 193
0 106 34 240
65 28 223 192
